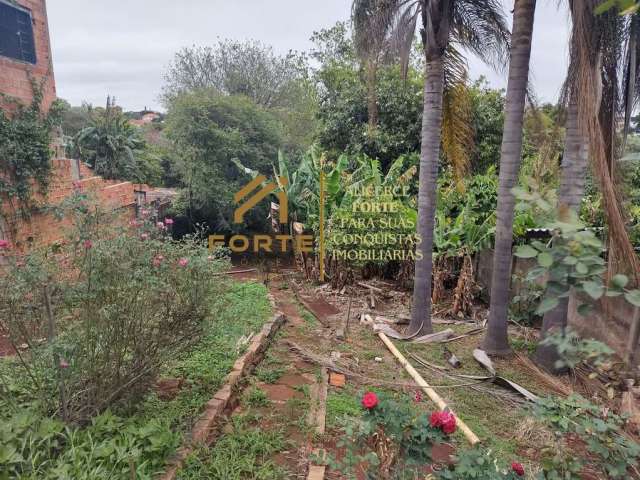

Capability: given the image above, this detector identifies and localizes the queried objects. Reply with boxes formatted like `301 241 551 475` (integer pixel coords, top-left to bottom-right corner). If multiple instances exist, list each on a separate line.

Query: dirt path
211 272 341 478
205 270 564 479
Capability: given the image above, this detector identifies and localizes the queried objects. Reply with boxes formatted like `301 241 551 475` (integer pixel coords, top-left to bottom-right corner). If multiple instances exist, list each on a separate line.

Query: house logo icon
233 176 288 224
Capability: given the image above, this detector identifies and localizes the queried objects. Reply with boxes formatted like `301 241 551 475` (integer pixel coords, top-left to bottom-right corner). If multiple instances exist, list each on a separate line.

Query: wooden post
377 331 480 445
625 307 640 367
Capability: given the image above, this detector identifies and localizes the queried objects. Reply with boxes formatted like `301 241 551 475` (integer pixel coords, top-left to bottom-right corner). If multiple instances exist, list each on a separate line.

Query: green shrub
437 447 526 480
534 395 640 479
0 409 178 479
0 193 229 424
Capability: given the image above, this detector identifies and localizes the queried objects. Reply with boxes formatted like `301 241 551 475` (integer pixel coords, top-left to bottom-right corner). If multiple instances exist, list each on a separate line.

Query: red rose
511 462 525 476
440 411 456 434
430 411 444 428
362 392 379 410
430 410 457 434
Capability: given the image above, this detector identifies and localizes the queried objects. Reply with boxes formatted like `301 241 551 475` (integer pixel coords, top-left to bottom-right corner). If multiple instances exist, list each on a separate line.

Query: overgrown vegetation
0 194 273 478
0 83 64 212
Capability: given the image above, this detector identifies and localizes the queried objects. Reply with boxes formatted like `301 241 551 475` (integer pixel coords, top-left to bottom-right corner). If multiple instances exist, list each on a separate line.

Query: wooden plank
378 331 480 445
307 464 326 480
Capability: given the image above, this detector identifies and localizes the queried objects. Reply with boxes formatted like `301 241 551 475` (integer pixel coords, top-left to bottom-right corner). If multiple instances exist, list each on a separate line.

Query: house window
0 0 36 64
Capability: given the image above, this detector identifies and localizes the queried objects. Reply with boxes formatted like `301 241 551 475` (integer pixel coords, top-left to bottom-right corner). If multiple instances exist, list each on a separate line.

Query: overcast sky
47 0 571 112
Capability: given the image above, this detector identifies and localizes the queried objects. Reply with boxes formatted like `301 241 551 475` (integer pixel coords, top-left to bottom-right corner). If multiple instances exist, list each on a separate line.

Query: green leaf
536 297 559 315
594 1 615 15
563 256 578 266
611 274 629 289
515 245 538 259
577 303 593 317
575 263 589 275
582 281 604 300
624 290 640 307
538 252 553 268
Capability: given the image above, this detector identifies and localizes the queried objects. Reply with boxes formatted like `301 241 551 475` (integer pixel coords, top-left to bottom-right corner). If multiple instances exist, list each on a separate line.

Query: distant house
128 109 163 127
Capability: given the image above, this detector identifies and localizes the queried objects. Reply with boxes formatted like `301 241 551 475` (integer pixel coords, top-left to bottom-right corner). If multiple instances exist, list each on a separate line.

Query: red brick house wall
0 0 56 111
8 159 139 249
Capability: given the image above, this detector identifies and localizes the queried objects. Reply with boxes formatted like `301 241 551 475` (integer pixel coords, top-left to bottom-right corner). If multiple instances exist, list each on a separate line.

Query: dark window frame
0 0 37 65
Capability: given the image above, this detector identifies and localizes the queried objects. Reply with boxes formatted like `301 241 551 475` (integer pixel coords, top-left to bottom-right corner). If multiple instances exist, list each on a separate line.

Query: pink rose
156 222 165 229
140 233 149 241
59 359 69 369
83 240 93 249
414 390 423 403
164 218 174 226
178 258 189 268
0 240 10 250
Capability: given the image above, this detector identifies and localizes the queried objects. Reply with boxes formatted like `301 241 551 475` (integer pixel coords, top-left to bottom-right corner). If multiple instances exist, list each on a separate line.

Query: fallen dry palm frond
514 352 573 397
407 349 525 407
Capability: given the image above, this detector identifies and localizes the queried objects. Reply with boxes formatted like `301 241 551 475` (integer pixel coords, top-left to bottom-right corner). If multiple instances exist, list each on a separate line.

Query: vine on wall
0 79 64 218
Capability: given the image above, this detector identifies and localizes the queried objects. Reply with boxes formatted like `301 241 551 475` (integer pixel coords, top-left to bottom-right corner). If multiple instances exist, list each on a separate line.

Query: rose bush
437 447 528 480
326 391 454 479
0 192 229 424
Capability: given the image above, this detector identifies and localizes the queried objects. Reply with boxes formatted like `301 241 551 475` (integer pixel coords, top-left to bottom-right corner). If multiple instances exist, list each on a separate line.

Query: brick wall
3 159 139 249
0 0 56 111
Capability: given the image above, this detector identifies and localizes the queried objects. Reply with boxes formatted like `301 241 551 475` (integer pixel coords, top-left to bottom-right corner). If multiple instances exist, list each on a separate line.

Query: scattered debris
472 349 539 402
439 327 485 344
374 324 455 344
235 332 255 354
329 371 346 388
211 268 257 276
357 282 389 296
443 348 462 369
360 313 374 325
335 297 352 340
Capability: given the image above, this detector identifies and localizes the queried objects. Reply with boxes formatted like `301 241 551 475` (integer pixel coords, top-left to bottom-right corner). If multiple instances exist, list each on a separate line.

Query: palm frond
452 0 510 72
441 75 474 188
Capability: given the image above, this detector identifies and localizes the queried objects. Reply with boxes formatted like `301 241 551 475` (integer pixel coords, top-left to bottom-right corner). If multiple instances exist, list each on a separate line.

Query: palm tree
481 0 538 355
76 97 144 181
352 0 509 335
352 0 390 129
534 1 640 369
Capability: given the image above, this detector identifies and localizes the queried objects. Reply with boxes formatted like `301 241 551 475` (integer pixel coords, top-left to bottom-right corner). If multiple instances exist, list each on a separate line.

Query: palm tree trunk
533 100 588 371
410 56 445 336
483 0 537 355
366 58 379 129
